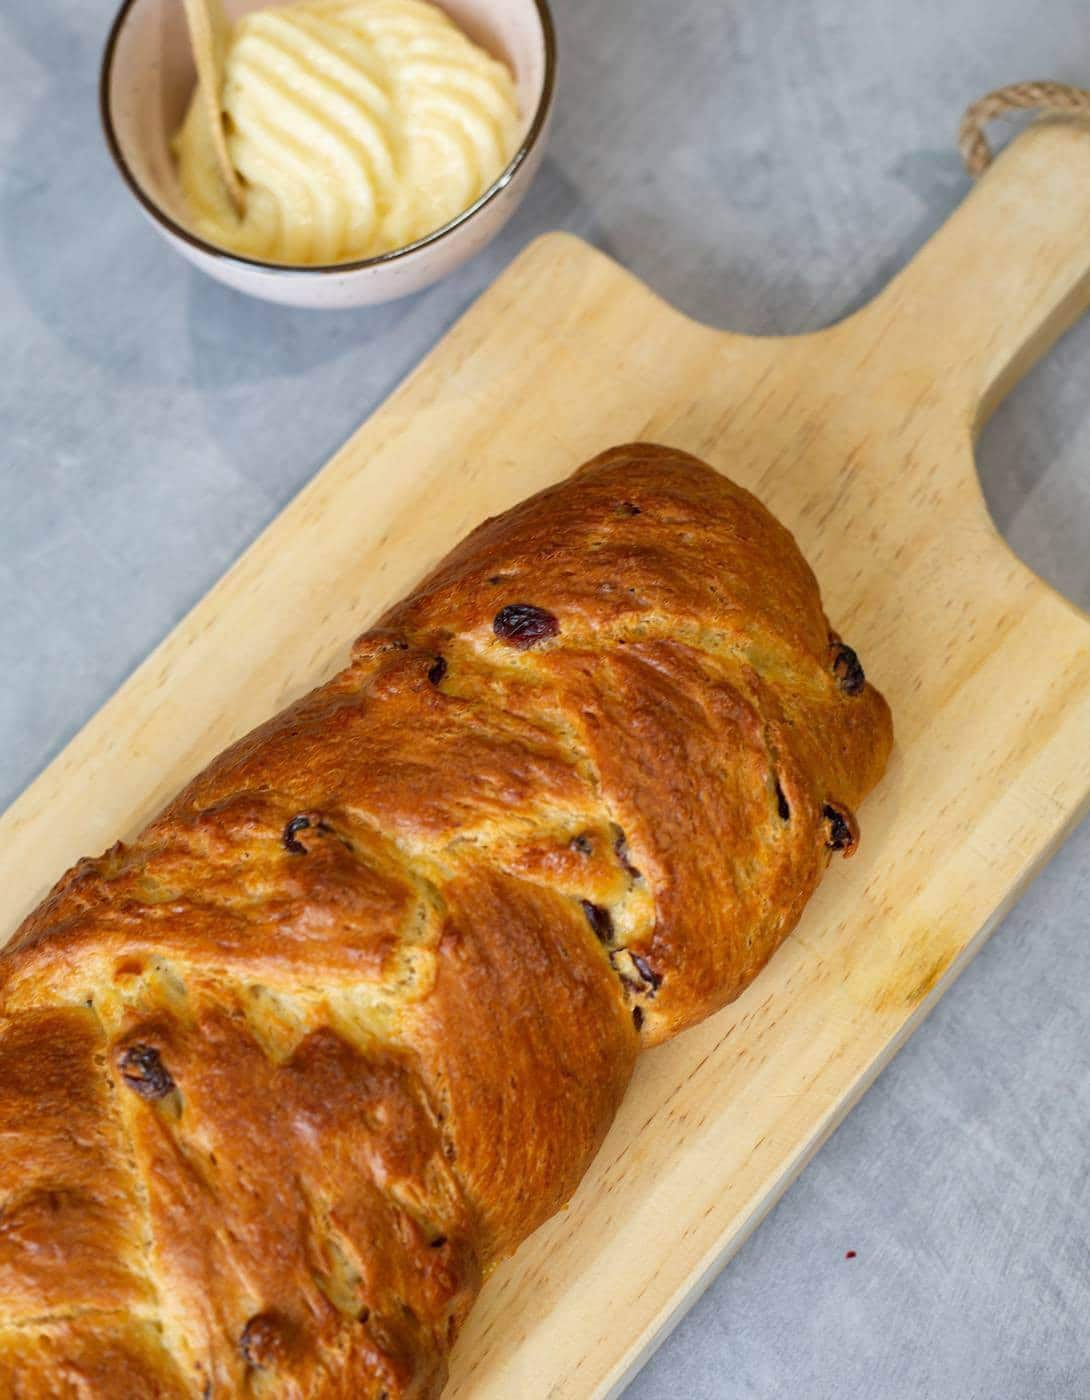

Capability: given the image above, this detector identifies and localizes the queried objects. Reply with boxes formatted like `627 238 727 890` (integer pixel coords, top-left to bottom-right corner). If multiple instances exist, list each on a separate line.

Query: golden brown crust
409 868 637 1259
0 1317 191 1398
0 444 891 1395
0 1008 153 1321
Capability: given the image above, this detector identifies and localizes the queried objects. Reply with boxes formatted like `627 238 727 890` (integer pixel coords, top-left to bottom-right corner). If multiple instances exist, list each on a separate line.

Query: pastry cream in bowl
173 0 522 266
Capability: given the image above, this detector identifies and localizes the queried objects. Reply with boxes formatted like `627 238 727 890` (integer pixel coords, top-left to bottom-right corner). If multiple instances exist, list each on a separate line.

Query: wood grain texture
4 119 1090 1397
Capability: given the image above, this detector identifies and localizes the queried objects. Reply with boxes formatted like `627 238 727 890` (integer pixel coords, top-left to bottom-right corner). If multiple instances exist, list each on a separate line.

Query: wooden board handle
853 119 1090 431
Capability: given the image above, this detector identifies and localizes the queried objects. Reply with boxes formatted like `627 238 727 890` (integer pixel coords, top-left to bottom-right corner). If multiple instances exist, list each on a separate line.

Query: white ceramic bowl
100 0 555 307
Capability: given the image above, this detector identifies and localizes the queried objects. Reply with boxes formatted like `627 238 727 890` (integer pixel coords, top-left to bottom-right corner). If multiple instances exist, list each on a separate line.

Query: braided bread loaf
0 444 891 1397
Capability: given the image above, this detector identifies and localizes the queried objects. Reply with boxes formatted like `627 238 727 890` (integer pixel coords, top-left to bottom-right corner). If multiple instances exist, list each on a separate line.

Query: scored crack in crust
0 444 893 1397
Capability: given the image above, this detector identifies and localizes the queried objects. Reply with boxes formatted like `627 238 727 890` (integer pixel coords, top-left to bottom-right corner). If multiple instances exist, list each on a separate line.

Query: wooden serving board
5 120 1090 1396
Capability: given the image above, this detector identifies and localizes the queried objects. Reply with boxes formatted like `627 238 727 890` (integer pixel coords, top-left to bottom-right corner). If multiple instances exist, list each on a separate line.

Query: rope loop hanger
959 80 1090 176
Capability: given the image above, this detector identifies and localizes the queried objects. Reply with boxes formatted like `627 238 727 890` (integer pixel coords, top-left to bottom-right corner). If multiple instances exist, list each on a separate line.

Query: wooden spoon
181 0 247 218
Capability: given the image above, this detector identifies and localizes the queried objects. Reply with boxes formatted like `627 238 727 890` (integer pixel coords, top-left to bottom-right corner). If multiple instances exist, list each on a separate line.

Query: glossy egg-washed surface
0 446 891 1397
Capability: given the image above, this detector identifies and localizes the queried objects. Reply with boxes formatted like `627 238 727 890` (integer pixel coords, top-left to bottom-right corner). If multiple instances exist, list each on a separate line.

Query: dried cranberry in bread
0 444 891 1397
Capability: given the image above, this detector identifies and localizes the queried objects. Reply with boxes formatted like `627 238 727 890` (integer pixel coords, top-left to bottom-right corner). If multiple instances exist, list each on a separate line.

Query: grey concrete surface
1 1 1089 1397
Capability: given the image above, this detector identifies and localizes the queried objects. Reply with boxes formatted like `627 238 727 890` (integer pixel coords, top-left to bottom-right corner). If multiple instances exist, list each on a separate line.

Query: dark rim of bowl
99 0 556 277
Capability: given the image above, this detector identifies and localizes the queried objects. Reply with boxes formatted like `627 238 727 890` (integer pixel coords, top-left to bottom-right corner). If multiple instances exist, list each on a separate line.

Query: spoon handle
181 0 247 218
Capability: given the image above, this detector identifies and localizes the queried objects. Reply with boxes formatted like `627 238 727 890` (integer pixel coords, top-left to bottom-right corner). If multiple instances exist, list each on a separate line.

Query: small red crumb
845 1250 857 1260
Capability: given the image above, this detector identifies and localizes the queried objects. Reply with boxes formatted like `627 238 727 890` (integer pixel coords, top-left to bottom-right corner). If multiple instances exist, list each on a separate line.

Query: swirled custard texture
173 0 521 265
